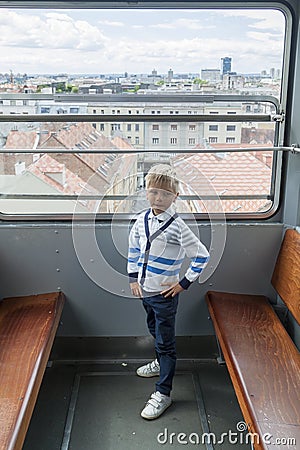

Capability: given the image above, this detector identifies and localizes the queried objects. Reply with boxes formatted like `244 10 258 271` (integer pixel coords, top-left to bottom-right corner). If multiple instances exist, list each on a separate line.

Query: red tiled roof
4 130 37 149
173 150 272 213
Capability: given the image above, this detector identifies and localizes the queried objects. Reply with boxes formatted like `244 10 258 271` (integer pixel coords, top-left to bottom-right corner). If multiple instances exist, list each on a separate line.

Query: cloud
213 9 285 32
0 8 285 74
150 18 210 30
0 10 108 50
98 20 125 27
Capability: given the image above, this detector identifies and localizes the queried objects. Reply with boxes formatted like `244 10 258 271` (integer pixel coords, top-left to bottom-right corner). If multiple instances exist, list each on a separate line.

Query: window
226 125 236 131
0 5 286 218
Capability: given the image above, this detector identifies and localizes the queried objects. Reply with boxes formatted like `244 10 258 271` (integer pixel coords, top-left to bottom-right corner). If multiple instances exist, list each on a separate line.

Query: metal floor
23 359 251 450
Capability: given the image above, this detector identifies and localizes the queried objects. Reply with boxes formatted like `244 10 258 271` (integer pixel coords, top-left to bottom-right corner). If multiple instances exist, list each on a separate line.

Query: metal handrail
0 146 298 154
0 113 273 123
0 194 272 200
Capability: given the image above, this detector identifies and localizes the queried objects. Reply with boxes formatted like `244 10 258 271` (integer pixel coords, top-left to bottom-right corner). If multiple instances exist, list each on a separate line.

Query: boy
127 164 209 420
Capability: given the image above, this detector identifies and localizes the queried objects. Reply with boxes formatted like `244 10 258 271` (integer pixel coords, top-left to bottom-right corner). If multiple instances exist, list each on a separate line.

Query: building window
170 137 177 144
152 138 159 144
70 107 79 113
209 125 218 131
226 137 236 143
152 124 159 131
135 124 139 131
127 124 132 131
189 138 196 145
189 125 196 131
135 137 139 145
226 125 236 131
209 137 218 143
171 125 177 131
100 124 105 131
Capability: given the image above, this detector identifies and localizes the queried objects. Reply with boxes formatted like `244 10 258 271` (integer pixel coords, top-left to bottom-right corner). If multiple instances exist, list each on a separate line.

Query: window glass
0 6 286 217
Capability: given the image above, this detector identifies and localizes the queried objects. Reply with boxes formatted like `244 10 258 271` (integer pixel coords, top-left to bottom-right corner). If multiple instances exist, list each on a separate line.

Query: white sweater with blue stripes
127 206 210 293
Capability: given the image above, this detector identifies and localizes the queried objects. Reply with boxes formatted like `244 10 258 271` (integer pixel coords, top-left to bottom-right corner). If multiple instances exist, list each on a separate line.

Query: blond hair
145 164 179 193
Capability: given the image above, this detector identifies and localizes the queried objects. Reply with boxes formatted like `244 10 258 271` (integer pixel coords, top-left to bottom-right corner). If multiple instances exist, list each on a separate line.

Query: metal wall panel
0 222 283 336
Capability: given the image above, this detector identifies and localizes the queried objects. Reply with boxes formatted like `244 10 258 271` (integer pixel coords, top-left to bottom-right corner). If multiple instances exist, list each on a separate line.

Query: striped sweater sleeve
127 219 141 283
178 220 210 289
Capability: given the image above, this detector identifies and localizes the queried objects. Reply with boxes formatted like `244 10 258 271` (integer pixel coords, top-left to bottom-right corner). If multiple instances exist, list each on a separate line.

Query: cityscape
0 55 281 216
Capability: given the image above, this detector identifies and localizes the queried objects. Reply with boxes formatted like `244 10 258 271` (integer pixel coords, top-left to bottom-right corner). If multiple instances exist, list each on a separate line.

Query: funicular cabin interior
0 1 299 449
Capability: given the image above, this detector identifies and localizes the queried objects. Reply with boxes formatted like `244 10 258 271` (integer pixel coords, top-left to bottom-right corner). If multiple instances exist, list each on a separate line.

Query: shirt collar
148 205 176 222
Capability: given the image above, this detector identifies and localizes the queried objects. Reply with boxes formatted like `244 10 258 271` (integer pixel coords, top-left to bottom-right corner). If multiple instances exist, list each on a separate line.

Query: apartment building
87 101 243 150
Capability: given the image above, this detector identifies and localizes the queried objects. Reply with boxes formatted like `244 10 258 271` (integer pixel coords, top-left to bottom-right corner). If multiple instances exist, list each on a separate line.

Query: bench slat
206 291 300 450
271 229 300 324
0 292 64 450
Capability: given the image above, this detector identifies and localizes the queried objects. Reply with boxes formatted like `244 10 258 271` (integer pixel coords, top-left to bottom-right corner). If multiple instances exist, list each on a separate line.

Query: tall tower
167 68 174 81
221 57 232 75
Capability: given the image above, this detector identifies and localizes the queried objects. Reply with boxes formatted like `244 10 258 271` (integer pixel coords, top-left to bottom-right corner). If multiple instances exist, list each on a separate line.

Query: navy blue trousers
142 293 179 396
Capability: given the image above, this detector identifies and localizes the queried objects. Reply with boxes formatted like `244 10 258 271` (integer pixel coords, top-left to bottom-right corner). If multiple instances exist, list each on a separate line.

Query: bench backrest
271 228 300 325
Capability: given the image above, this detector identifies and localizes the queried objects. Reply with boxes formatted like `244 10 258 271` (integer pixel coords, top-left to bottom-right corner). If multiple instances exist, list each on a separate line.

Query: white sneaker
141 391 172 420
136 359 160 377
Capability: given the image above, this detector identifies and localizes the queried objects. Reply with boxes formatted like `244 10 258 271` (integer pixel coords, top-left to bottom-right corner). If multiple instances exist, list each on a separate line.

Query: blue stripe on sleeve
129 247 140 253
191 256 210 263
190 266 203 273
128 256 139 263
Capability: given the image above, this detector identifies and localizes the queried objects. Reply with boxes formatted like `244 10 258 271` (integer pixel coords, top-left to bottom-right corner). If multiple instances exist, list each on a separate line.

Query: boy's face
146 183 179 215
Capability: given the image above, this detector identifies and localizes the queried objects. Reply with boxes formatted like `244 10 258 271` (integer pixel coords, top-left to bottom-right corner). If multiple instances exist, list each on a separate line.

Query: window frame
0 0 294 222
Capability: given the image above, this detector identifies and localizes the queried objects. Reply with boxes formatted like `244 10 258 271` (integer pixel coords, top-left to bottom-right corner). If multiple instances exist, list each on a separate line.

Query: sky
0 8 285 75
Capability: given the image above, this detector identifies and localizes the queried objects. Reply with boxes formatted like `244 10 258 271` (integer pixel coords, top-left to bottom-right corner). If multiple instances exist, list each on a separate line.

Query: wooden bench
206 229 300 450
0 292 65 450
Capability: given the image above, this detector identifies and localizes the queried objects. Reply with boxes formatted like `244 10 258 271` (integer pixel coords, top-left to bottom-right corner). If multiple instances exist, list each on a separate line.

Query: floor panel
24 360 250 450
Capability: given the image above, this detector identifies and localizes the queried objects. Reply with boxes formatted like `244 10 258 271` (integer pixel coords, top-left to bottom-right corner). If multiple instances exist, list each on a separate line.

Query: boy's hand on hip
130 282 143 298
161 282 184 298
